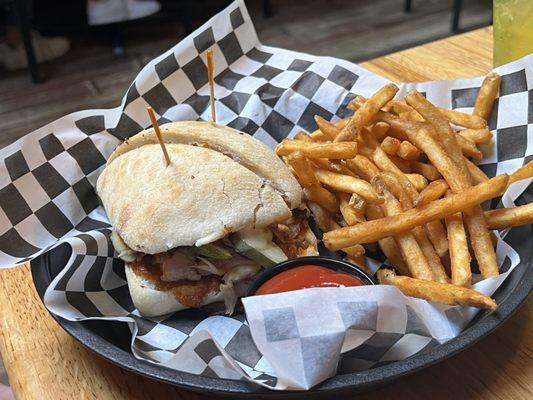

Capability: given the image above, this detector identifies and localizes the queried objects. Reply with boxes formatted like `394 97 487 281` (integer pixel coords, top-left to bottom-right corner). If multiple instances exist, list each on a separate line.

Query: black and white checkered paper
0 0 531 391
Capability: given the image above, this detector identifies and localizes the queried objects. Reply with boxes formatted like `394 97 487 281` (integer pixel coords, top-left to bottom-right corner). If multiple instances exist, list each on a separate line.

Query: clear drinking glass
493 0 533 67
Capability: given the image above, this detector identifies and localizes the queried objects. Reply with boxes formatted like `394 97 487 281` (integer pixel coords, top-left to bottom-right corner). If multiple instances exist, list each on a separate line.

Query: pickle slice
193 243 232 259
230 229 288 267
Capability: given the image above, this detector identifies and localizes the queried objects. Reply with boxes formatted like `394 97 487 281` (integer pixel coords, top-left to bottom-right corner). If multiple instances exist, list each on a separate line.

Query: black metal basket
31 222 532 398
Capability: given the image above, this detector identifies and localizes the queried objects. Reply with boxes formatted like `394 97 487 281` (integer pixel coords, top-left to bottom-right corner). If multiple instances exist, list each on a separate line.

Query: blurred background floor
0 0 492 147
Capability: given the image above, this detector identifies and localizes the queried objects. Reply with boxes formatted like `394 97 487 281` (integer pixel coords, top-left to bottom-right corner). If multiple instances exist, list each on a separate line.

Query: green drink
493 0 533 66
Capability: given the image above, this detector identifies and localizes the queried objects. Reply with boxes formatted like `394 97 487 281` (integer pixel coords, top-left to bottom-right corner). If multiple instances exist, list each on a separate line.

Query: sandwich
96 121 317 317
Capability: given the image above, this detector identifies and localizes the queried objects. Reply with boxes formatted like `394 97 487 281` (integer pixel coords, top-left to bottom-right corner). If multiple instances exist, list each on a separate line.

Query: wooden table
0 27 531 400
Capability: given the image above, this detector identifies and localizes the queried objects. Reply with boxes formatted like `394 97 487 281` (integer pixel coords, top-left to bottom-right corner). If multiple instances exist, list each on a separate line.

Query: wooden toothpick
206 48 216 123
147 106 171 166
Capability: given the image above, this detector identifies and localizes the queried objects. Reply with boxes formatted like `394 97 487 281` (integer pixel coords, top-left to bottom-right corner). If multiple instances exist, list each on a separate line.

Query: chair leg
451 0 463 32
178 1 194 34
263 0 272 18
110 25 126 58
404 0 412 13
14 0 42 83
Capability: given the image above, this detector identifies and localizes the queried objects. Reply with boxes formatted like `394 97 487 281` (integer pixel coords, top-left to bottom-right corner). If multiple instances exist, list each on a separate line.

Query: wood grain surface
0 27 531 400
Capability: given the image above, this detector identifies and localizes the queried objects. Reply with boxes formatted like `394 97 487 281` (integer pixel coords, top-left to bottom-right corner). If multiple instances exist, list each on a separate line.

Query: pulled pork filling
115 210 316 314
271 208 318 258
129 246 260 312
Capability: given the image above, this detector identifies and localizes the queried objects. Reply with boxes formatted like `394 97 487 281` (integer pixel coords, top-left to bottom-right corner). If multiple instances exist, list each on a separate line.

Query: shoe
0 32 70 71
87 0 161 26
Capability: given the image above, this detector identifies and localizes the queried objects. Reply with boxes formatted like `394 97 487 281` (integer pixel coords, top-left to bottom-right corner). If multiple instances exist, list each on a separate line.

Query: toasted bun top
107 121 301 208
97 122 302 254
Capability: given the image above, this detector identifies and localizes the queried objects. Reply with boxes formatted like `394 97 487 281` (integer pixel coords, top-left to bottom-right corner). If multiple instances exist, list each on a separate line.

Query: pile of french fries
276 73 533 310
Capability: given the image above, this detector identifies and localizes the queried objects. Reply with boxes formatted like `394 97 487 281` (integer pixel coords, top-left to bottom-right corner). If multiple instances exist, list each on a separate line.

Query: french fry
366 204 410 275
286 152 319 187
293 131 312 141
399 113 499 278
343 95 362 109
389 100 414 114
404 174 428 191
456 135 483 159
311 158 355 176
338 192 366 225
352 96 486 160
458 128 492 145
406 91 467 170
473 72 501 120
377 269 496 310
374 172 449 283
385 102 488 129
389 155 412 173
309 120 350 141
357 142 375 158
349 193 366 212
465 158 489 184
437 162 499 281
323 174 509 250
509 160 533 186
334 117 351 129
276 140 358 159
485 203 533 230
466 205 501 278
310 119 350 136
374 104 481 161
376 184 434 281
345 155 381 181
411 161 443 181
383 239 413 276
351 97 430 143
343 244 366 257
362 133 449 258
310 130 330 141
356 142 420 199
405 174 428 191
398 111 410 120
399 110 425 122
406 92 499 277
397 141 421 161
371 144 408 176
444 191 471 287
314 169 383 204
360 126 380 148
372 153 419 191
414 179 449 207
303 185 338 213
381 136 401 155
439 108 488 129
424 220 449 259
370 122 390 141
344 244 369 272
314 115 340 140
282 82 532 300
336 83 399 142
414 224 450 283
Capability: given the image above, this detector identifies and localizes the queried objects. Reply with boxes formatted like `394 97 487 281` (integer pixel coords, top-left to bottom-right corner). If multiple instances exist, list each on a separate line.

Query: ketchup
255 265 364 295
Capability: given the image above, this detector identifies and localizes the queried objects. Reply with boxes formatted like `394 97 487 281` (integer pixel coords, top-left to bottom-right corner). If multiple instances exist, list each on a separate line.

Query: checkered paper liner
0 0 532 391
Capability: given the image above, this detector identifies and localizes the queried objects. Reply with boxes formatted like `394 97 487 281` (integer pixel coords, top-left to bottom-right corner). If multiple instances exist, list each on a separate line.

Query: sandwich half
97 121 317 317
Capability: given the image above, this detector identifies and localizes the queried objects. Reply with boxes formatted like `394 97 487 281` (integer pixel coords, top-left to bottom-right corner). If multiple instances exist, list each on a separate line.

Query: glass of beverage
493 0 533 67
